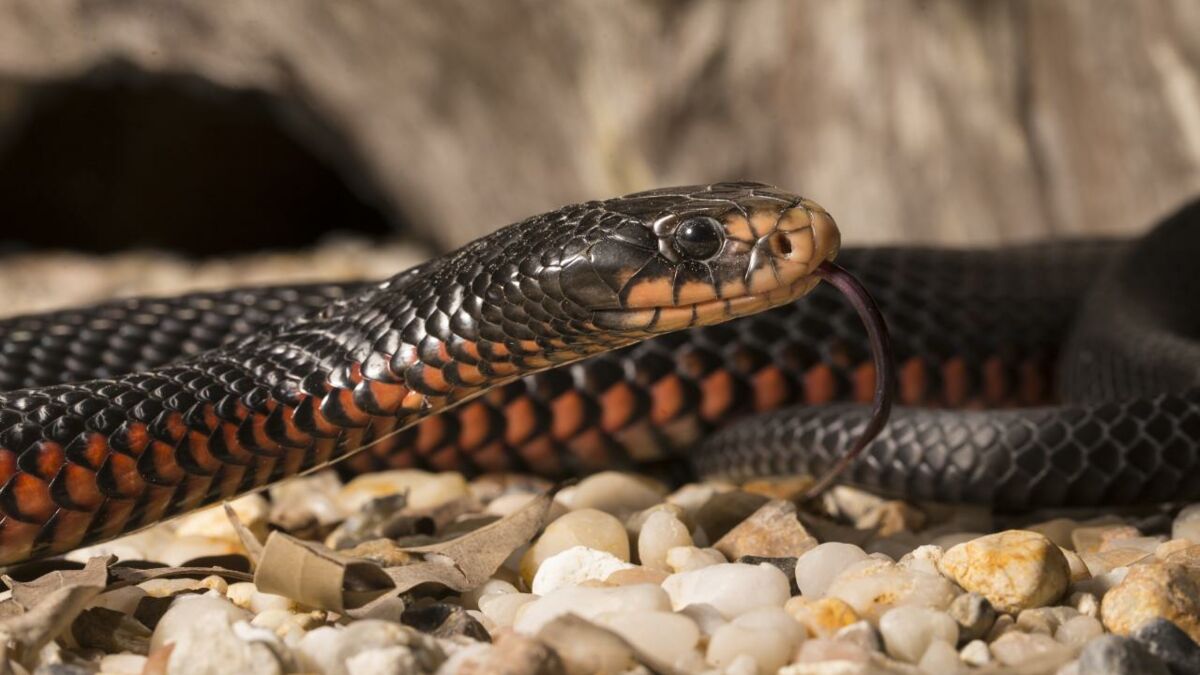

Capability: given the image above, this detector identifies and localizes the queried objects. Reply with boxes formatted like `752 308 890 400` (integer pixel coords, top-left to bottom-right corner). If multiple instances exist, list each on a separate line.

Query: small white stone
295 621 443 675
98 653 148 674
722 653 759 675
531 546 635 595
878 606 958 663
665 546 727 572
249 590 296 614
989 631 1070 667
825 558 959 621
151 596 281 675
898 545 944 577
1068 591 1100 618
593 610 701 665
706 607 805 674
461 578 519 610
638 511 694 571
157 536 244 567
666 483 723 521
1172 504 1200 544
226 582 258 609
663 562 791 619
478 592 536 628
795 542 869 598
514 583 671 634
678 603 727 637
338 469 467 512
251 609 294 632
938 530 1070 614
918 639 964 674
519 508 630 585
569 471 666 516
90 586 148 615
174 494 270 544
1055 615 1104 647
959 639 991 667
344 647 415 675
150 594 251 653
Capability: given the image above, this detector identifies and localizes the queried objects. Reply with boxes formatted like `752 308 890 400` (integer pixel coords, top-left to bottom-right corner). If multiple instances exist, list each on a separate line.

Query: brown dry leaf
0 556 109 668
254 532 396 612
3 555 111 611
385 489 552 593
224 502 265 566
107 565 254 588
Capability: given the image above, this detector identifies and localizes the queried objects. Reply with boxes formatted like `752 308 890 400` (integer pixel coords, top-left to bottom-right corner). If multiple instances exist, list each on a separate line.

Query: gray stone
947 592 995 644
1078 635 1169 675
1132 619 1200 675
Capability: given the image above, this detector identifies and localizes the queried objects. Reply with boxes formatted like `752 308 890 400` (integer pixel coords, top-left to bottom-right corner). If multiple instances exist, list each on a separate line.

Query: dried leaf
224 503 265 566
106 565 253 588
72 606 152 655
384 489 552 593
3 555 112 610
254 532 396 612
0 557 109 667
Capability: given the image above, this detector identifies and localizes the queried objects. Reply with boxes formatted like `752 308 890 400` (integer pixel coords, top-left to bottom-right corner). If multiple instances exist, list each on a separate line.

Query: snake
0 182 1195 565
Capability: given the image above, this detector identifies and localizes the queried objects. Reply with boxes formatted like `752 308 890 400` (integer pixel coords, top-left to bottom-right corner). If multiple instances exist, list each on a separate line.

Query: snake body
0 184 1196 564
0 183 837 564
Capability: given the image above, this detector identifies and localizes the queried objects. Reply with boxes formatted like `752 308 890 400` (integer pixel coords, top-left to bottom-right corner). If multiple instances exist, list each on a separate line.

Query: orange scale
851 363 876 405
650 374 686 426
699 370 736 422
900 357 929 405
503 397 539 446
184 431 222 473
469 441 512 473
599 382 638 433
518 435 562 476
104 452 147 499
7 473 56 523
32 441 66 478
803 364 837 404
550 390 587 441
457 402 493 450
175 473 216 513
0 449 17 486
147 440 186 485
415 415 447 455
137 485 175 528
44 508 97 556
365 380 410 415
60 463 104 511
91 498 136 542
0 517 40 565
428 446 463 471
214 464 249 501
753 366 790 412
565 428 611 470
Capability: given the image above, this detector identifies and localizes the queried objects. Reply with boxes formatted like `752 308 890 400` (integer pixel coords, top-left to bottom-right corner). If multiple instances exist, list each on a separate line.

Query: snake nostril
769 232 793 259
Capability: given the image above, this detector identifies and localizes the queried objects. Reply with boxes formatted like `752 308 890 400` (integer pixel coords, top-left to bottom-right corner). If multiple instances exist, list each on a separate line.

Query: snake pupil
674 217 724 260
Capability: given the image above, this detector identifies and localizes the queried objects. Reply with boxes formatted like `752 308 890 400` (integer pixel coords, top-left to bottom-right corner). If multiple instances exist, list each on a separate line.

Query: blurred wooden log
0 0 1195 247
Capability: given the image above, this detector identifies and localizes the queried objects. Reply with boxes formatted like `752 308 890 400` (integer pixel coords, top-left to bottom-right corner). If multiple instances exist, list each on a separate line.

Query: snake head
558 182 840 334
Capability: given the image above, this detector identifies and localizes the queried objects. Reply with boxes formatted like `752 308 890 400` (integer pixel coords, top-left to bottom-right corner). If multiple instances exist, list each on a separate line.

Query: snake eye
673 217 724 260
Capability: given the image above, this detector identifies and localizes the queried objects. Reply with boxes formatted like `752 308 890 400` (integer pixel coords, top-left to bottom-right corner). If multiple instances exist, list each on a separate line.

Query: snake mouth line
592 274 824 334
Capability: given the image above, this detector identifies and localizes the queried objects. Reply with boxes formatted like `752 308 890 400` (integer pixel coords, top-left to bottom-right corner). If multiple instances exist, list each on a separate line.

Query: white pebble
339 470 467 512
795 542 869 598
461 578 519 610
878 606 958 663
918 639 964 674
1055 615 1104 647
663 563 791 619
520 508 630 584
98 653 148 674
706 607 804 673
150 595 252 653
665 546 727 572
959 639 991 667
514 583 671 634
174 494 270 544
569 471 666 516
478 593 536 627
638 511 693 571
531 546 635 595
679 603 728 637
594 610 701 665
826 558 958 621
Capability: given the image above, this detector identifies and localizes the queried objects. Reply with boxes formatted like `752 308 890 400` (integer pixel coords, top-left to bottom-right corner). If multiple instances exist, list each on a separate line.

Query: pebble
1018 606 1080 635
988 631 1071 667
855 500 926 537
713 499 817 560
1071 591 1102 618
519 508 630 584
98 653 148 674
1078 635 1170 675
478 592 536 628
662 562 791 619
530 546 635 595
695 490 770 541
1057 615 1105 648
666 483 724 522
593 610 701 665
917 640 963 674
535 614 634 674
1064 547 1093 582
1101 562 1200 642
296 622 444 675
338 470 468 512
794 542 870 598
461 578 519 610
637 510 694 571
1172 504 1200 544
791 639 872 666
825 558 958 621
1073 525 1140 555
1132 618 1200 675
514 583 671 634
568 471 667 517
785 596 861 638
679 603 728 637
1029 517 1080 549
174 494 270 544
878 606 958 663
938 530 1070 613
706 607 805 673
947 592 996 643
665 546 728 572
1082 548 1153 576
833 620 882 653
603 565 669 586
959 639 991 667
150 596 283 675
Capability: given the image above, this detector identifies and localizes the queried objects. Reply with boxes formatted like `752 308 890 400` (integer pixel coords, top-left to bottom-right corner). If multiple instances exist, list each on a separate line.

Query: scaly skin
0 182 838 565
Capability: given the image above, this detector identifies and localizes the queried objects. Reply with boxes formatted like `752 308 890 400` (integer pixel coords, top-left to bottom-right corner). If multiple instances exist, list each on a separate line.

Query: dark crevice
0 62 408 257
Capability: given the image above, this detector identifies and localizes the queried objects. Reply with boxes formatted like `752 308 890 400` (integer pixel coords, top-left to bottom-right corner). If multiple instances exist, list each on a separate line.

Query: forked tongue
801 261 897 500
